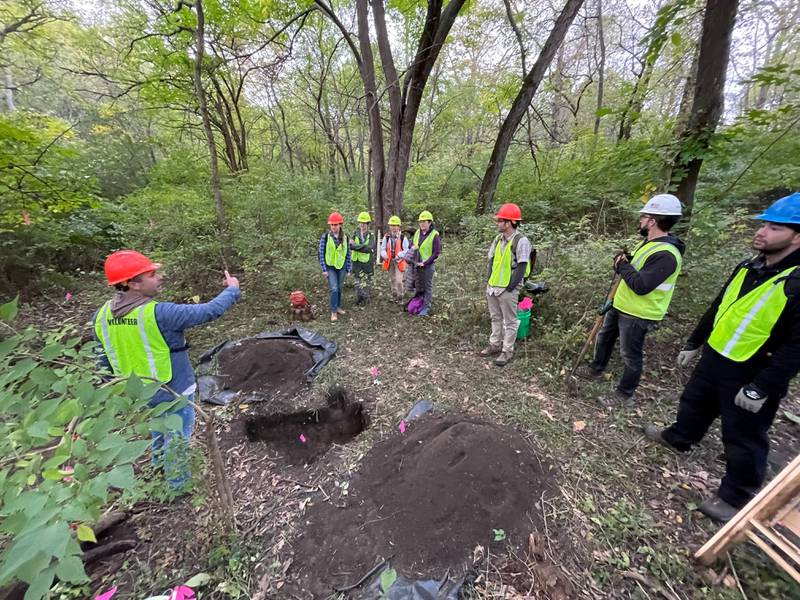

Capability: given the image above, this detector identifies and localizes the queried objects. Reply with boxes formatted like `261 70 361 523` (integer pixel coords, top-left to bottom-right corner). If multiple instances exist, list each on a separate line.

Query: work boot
494 351 513 367
642 425 680 453
479 345 502 357
698 496 740 523
597 390 635 408
330 312 338 322
574 365 603 380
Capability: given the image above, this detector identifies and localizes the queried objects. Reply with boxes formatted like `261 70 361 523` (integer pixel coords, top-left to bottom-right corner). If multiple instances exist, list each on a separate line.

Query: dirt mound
217 338 314 398
288 414 558 596
244 387 369 464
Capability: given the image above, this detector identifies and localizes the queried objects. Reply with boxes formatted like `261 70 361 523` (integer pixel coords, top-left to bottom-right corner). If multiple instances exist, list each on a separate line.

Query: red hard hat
104 250 161 286
495 203 522 222
327 212 344 225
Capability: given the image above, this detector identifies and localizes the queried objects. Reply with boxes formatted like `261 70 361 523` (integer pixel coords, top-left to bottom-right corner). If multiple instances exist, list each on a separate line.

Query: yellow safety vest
707 266 797 362
94 301 172 383
413 229 439 262
351 232 373 263
324 232 347 270
488 233 532 287
613 241 682 321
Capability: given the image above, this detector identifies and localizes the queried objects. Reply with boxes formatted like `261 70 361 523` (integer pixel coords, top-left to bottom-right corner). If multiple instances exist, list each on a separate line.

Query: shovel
566 274 621 391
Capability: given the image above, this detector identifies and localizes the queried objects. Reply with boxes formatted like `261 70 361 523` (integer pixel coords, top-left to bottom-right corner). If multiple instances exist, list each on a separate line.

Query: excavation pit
244 388 369 464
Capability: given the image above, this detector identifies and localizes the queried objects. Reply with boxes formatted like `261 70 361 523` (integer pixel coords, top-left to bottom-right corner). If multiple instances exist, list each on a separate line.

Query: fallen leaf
573 420 587 432
191 295 200 304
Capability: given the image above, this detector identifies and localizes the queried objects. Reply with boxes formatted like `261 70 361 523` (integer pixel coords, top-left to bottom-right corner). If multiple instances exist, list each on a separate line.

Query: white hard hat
640 193 683 216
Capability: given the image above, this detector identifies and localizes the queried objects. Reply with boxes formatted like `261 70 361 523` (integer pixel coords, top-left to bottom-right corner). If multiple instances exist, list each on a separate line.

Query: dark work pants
590 308 654 397
662 349 782 508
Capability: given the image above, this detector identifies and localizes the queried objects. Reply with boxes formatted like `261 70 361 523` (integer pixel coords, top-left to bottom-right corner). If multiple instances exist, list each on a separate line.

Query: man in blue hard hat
644 193 800 522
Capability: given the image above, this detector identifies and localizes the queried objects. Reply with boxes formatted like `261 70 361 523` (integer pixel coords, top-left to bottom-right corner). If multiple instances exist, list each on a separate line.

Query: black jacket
615 234 686 295
686 248 800 397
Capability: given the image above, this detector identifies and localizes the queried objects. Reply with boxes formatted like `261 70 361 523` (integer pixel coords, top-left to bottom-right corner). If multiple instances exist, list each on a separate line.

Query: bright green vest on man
94 301 172 382
351 231 373 263
488 233 531 287
613 241 682 321
325 233 347 269
707 266 797 362
413 229 439 262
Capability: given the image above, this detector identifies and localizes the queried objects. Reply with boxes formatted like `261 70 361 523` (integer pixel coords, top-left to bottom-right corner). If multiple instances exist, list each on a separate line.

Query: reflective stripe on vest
351 232 373 263
612 241 682 321
383 236 406 272
94 301 172 382
488 233 531 287
413 229 439 262
707 266 797 362
325 233 347 269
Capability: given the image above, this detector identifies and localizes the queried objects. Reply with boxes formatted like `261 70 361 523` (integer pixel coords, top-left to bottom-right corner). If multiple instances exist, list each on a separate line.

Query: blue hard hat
754 192 800 225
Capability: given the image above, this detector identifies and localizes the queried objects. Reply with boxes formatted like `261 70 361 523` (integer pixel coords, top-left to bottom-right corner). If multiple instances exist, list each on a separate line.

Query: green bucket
516 309 531 340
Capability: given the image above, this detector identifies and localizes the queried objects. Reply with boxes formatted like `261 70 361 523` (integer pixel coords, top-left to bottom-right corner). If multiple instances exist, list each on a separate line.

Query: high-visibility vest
94 301 172 382
413 229 439 262
488 233 532 287
383 236 406 272
324 232 347 270
351 231 373 263
707 266 798 362
613 241 682 321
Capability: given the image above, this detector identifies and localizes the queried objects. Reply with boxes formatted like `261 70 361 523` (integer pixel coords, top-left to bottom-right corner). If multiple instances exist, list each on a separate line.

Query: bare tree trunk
476 0 585 214
356 0 387 226
668 0 739 217
191 0 230 262
3 71 14 111
593 0 605 135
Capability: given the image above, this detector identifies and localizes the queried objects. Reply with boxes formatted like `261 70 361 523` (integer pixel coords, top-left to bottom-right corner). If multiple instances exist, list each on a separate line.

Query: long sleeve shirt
318 231 352 273
615 235 685 295
380 234 410 261
94 286 241 404
686 249 800 397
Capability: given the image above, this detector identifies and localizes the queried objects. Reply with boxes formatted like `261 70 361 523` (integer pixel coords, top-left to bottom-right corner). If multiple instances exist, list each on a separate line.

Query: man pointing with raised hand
93 250 241 487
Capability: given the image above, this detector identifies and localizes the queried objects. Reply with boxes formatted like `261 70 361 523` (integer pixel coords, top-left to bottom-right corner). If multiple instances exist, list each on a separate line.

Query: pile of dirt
216 338 314 398
244 387 369 464
288 414 558 596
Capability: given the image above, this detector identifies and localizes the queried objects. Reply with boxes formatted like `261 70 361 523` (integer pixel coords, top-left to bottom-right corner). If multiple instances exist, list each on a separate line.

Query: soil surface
287 413 559 597
217 338 315 399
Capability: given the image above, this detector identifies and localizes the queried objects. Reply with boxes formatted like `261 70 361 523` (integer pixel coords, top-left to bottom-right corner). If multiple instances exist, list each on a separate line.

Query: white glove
734 386 767 413
677 348 699 367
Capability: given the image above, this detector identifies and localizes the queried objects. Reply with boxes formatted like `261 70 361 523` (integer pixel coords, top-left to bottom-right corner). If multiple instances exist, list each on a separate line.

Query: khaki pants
487 289 519 353
387 262 404 299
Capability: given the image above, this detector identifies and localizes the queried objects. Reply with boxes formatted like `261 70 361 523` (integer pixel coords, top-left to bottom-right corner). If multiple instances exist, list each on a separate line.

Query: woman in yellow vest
411 210 441 316
380 215 409 302
319 212 352 322
644 193 800 522
576 194 685 405
350 212 375 307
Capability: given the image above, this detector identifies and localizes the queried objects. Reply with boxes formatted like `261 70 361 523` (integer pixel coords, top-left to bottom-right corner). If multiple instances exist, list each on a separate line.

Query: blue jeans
151 398 195 489
327 268 347 312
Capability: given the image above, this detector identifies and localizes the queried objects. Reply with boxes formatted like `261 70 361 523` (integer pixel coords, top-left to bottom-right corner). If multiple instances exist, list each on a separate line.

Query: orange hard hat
327 212 344 225
104 250 161 286
495 203 522 222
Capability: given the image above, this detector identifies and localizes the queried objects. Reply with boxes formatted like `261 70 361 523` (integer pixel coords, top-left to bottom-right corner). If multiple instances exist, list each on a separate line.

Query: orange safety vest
383 236 407 272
